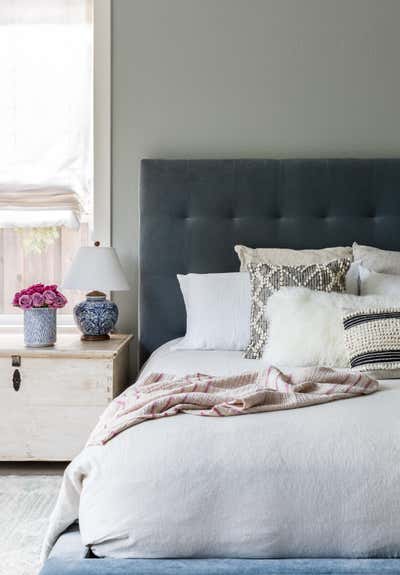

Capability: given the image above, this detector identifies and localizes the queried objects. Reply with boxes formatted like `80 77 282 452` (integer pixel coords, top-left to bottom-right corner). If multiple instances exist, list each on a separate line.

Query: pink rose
19 294 32 309
43 290 57 305
12 291 21 306
44 284 58 292
31 283 45 293
32 292 45 307
55 291 67 302
52 295 67 309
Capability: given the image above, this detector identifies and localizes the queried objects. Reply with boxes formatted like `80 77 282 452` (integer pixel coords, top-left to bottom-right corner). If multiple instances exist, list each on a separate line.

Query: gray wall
112 0 400 374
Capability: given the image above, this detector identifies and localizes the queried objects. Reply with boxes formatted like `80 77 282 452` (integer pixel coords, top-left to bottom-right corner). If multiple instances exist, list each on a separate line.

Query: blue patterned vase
24 307 57 348
73 293 118 341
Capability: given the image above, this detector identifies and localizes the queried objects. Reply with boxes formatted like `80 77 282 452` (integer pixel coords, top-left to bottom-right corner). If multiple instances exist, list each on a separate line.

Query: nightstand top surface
0 333 132 358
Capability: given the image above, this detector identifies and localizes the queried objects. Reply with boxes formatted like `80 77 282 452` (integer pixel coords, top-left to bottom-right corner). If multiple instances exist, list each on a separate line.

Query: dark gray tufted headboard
139 158 400 363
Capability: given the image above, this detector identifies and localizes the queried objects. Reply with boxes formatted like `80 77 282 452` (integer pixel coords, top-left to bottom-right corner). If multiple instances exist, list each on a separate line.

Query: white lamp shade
62 246 130 292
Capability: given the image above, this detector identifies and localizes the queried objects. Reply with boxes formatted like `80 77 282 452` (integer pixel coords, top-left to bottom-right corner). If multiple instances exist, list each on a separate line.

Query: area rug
0 475 62 575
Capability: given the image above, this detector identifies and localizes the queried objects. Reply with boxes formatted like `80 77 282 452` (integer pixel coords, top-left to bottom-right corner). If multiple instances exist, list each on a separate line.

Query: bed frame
41 159 400 574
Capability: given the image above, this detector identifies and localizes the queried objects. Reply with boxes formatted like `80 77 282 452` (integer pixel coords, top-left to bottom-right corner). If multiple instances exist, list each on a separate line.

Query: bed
40 159 400 574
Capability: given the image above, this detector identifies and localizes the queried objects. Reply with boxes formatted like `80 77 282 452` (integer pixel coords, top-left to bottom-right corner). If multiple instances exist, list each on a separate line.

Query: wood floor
0 462 67 475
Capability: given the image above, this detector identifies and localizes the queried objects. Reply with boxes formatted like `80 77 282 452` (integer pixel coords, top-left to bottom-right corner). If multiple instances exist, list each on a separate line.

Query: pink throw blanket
88 366 378 445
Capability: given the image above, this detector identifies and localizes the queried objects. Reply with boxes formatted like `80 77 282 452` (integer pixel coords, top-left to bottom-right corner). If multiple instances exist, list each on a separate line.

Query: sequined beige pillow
235 245 353 272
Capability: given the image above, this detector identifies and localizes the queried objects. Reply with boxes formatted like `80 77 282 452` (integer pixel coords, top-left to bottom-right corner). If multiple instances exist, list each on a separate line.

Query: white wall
112 0 400 372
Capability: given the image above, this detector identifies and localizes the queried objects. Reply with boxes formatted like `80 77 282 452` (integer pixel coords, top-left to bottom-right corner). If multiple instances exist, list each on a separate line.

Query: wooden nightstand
0 333 132 461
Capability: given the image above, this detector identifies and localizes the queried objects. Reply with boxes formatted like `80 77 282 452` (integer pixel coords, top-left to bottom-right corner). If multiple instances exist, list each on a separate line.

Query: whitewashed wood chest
0 333 132 461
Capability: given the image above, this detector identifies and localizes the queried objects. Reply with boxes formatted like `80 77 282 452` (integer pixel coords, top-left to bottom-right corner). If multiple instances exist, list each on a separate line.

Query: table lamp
62 242 130 341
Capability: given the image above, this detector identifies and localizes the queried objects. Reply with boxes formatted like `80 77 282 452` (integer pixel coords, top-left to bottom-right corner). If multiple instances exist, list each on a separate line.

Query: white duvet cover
43 340 400 560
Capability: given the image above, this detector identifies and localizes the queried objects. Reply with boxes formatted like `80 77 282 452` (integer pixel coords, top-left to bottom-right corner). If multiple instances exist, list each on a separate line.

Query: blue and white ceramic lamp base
73 291 119 341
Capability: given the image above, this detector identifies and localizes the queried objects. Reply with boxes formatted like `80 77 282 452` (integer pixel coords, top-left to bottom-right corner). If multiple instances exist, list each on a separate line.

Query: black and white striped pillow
343 308 400 371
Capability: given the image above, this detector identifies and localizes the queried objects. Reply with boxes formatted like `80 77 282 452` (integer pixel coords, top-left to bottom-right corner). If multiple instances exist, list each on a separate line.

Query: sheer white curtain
0 0 93 229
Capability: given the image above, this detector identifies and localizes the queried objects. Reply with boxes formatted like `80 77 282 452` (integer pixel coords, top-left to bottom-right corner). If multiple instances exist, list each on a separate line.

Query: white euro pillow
263 287 400 368
235 244 359 294
359 265 400 296
173 272 251 351
353 243 400 274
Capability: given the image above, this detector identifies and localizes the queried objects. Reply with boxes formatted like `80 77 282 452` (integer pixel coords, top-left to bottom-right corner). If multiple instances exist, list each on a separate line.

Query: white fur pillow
263 287 400 368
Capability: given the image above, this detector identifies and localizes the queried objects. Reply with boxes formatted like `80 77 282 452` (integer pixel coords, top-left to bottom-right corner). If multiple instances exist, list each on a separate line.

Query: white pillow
359 266 400 296
173 272 251 350
263 287 400 368
353 243 400 274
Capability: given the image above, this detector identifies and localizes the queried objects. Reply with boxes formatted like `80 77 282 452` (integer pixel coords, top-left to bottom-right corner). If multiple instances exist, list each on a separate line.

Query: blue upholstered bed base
38 526 400 575
40 557 400 575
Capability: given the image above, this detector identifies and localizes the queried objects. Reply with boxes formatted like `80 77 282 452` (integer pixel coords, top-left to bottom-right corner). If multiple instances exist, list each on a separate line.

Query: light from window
0 0 93 316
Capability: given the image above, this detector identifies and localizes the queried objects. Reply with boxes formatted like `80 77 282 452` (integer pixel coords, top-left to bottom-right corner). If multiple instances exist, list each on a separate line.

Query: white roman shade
0 0 93 229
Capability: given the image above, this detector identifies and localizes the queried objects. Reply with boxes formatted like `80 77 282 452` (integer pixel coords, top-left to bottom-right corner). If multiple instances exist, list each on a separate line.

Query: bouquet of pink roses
13 283 67 310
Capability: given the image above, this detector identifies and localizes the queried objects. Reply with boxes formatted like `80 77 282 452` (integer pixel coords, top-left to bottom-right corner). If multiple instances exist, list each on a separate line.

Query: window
0 0 110 325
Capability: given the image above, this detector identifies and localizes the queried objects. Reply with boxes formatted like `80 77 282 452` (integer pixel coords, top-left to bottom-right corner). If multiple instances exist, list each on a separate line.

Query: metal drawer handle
13 369 21 392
